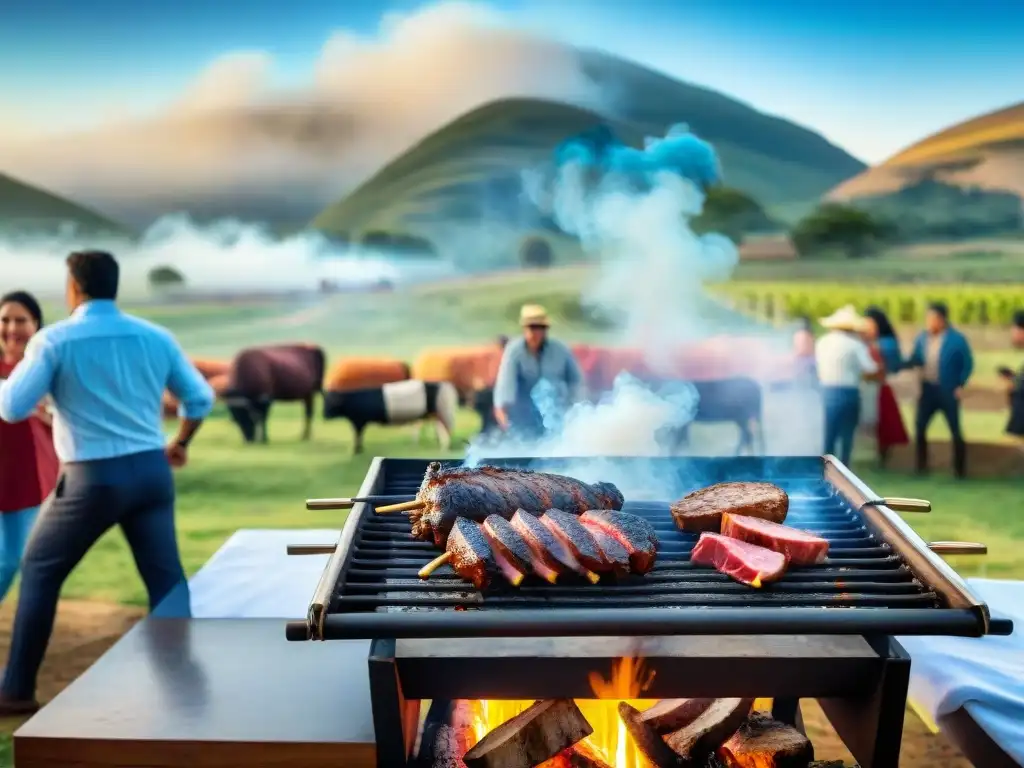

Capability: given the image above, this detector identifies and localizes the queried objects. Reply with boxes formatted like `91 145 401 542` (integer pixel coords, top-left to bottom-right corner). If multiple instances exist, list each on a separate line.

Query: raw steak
721 513 829 566
690 533 788 587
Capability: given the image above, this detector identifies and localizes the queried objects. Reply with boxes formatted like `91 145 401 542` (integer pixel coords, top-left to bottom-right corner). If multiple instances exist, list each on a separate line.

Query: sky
0 0 1021 164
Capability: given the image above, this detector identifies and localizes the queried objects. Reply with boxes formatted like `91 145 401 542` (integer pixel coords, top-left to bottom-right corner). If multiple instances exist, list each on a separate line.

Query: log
537 741 613 768
420 700 475 768
664 699 754 762
462 699 593 768
617 702 685 768
716 712 813 768
641 698 717 734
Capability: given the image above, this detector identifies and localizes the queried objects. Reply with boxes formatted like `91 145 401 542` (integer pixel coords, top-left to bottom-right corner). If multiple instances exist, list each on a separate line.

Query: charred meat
510 510 599 584
445 517 526 589
483 514 558 584
671 482 789 533
580 521 631 577
541 509 609 573
721 513 828 566
690 533 788 588
580 510 659 574
411 463 624 545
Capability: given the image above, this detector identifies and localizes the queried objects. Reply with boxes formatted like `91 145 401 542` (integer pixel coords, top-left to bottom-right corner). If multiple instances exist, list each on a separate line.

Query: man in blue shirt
492 304 583 439
906 301 974 478
0 250 215 714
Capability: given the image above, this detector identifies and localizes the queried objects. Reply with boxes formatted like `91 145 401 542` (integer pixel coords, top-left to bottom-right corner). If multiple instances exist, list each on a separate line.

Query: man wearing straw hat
814 305 881 466
492 304 584 439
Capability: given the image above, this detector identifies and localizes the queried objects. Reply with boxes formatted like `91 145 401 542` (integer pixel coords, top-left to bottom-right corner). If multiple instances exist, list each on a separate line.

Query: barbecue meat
671 482 789 533
580 510 658 574
580 521 630 577
412 462 625 545
664 699 754 761
446 517 526 590
484 514 557 584
511 510 600 584
721 513 828 566
690 533 788 588
541 509 609 573
717 712 813 768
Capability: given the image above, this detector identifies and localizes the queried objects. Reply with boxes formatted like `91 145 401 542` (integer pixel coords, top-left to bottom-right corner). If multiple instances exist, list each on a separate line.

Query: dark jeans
2 449 190 701
822 386 861 467
916 382 966 478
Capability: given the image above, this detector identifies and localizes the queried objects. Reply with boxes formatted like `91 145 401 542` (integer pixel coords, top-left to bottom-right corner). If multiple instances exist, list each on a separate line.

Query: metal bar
823 455 994 634
286 544 337 556
334 593 939 608
368 639 420 768
318 606 1002 640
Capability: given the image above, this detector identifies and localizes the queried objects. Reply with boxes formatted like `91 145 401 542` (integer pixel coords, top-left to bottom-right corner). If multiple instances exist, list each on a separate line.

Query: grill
287 455 1011 642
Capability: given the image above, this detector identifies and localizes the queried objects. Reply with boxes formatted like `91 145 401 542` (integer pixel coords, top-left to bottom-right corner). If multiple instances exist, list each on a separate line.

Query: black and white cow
664 377 765 455
323 380 459 454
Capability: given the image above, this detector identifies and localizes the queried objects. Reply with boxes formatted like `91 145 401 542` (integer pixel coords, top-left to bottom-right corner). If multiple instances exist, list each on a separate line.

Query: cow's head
224 396 260 443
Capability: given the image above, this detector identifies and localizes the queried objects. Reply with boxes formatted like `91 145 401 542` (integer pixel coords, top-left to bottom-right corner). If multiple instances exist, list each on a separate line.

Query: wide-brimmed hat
519 304 550 327
820 305 868 333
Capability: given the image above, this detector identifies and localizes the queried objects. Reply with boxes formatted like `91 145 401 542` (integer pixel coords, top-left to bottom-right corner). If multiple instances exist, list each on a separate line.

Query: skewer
863 497 931 513
928 541 987 555
305 495 413 510
376 499 427 514
418 552 452 579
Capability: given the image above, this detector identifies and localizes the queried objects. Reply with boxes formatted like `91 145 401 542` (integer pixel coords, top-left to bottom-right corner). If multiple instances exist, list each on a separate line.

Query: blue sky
1 0 1021 163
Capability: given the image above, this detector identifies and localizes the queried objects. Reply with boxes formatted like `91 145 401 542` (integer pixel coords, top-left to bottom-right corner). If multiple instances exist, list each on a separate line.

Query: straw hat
820 305 868 333
519 304 550 327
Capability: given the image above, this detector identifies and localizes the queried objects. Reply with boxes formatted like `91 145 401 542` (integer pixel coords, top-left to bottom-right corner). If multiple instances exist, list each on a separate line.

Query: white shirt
814 331 878 387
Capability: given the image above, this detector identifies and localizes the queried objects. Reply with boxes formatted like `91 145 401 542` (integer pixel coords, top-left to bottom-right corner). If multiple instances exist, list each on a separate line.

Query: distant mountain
0 172 128 237
829 102 1024 201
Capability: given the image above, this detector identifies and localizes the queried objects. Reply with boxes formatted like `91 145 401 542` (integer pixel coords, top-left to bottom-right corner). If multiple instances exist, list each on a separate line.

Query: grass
0 172 128 237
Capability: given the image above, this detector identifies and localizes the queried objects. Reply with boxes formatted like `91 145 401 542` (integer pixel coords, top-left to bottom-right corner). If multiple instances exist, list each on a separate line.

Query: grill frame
292 455 1003 641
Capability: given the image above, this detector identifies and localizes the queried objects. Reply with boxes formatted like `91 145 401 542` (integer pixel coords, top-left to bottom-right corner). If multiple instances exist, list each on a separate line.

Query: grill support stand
367 635 911 768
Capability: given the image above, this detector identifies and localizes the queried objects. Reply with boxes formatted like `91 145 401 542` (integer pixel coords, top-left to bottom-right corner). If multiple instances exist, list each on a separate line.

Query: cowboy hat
819 305 868 333
519 304 550 327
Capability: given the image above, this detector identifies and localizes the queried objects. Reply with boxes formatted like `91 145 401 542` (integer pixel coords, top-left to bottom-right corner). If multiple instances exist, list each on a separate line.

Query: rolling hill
0 172 129 237
828 101 1024 201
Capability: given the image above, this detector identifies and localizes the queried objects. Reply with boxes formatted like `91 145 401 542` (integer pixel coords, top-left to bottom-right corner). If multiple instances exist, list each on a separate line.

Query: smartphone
997 366 1014 379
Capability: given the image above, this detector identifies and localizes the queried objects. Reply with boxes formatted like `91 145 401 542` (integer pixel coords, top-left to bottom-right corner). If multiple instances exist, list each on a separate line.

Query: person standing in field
1002 310 1024 443
905 302 974 478
0 250 215 715
862 306 910 467
0 291 59 603
814 305 881 466
493 305 584 439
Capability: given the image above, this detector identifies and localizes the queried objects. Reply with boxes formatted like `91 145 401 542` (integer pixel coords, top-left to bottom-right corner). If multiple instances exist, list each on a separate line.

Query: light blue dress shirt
0 300 215 463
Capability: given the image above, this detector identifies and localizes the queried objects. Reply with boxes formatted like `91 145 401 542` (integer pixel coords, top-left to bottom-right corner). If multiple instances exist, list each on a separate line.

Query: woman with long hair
0 291 59 601
862 305 910 466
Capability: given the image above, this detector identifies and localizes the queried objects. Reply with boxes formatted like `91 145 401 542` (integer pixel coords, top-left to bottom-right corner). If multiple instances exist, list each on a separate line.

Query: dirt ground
0 601 974 767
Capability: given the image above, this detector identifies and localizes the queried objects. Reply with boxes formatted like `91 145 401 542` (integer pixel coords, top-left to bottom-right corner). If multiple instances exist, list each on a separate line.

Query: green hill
312 56 865 265
0 172 128 237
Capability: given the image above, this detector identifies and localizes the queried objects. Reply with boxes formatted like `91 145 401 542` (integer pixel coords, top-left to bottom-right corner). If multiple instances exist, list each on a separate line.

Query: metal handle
286 544 337 556
929 541 987 556
868 497 931 513
306 498 355 510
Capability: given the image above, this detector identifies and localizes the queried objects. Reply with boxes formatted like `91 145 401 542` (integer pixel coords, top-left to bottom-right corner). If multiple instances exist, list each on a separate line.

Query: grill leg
369 638 421 768
771 698 805 734
818 636 911 768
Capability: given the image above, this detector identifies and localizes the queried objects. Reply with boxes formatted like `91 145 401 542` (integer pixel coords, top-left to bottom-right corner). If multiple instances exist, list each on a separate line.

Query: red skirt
877 384 909 449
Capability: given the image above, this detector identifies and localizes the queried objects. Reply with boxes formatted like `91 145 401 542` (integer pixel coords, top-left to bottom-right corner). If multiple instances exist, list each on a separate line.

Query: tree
148 265 185 291
791 203 890 258
691 186 776 243
520 237 554 269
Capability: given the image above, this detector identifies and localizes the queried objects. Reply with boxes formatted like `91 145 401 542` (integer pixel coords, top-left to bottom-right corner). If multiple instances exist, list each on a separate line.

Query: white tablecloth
185 528 340 619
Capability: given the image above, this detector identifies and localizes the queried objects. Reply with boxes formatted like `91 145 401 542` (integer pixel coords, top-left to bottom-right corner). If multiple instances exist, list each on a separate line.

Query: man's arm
958 334 974 387
905 335 924 368
164 334 215 446
491 345 519 430
0 334 58 423
857 342 883 382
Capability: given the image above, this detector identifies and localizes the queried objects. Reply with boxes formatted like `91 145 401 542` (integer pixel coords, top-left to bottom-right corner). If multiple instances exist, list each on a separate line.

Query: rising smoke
465 124 822 492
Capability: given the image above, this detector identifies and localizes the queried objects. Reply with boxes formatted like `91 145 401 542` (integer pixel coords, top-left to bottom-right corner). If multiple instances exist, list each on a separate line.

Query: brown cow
222 344 326 443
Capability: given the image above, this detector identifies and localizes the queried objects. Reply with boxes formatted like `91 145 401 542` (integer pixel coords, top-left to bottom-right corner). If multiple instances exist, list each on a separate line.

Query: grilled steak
691 533 788 587
580 510 658 574
447 517 499 590
721 513 828 566
580 521 631 577
483 514 557 584
511 510 599 584
412 462 624 545
664 699 754 761
541 509 608 573
671 482 789 533
717 712 813 768
640 698 716 734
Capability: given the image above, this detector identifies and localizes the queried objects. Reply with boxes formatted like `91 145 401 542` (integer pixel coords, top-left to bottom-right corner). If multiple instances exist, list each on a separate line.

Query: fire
469 657 657 768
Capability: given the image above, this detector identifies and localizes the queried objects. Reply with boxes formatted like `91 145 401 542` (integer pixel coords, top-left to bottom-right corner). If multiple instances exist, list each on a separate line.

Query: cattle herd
164 340 799 453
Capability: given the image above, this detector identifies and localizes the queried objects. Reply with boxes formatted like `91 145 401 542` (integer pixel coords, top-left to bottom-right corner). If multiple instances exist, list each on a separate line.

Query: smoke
0 215 455 301
0 1 606 228
466 124 823 480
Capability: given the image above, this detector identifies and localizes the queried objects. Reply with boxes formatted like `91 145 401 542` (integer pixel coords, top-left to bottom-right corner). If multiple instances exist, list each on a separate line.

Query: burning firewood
618 703 687 768
716 712 813 768
421 700 476 768
639 698 717 734
537 741 614 768
664 699 755 762
462 699 594 768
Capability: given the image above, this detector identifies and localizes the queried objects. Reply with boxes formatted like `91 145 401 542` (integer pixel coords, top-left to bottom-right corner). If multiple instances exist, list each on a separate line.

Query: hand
166 441 188 469
953 387 963 400
494 408 509 431
32 402 53 426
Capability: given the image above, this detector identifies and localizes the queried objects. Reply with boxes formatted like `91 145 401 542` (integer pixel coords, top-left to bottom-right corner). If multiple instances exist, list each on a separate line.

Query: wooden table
15 618 376 768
